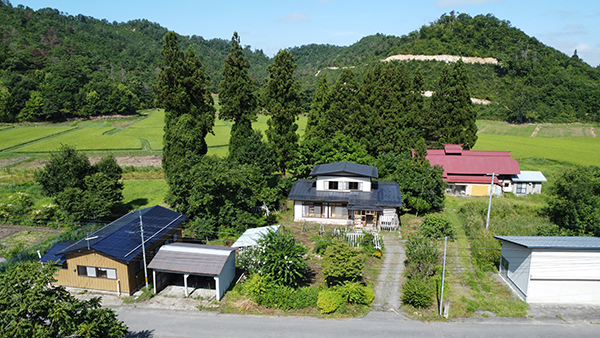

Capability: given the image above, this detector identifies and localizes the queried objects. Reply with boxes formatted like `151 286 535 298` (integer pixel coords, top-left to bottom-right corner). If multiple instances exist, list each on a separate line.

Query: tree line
2 2 599 124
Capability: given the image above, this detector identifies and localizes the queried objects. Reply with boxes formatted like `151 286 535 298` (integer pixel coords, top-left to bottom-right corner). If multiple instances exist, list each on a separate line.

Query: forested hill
1 2 599 124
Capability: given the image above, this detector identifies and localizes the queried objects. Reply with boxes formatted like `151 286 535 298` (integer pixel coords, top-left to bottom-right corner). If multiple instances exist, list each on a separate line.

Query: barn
495 236 600 304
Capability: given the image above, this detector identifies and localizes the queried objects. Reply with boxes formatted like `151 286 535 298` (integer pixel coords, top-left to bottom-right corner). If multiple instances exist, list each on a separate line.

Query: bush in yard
401 277 434 309
405 235 439 278
419 214 456 241
470 231 501 272
317 289 344 314
335 281 375 305
238 229 308 287
322 242 364 285
245 274 318 309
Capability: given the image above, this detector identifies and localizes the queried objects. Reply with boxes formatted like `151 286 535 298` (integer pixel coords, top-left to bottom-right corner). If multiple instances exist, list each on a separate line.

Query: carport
148 242 236 301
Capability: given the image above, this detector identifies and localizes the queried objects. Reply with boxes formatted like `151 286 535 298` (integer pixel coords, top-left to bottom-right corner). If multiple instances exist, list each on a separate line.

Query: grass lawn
122 179 168 210
0 126 75 151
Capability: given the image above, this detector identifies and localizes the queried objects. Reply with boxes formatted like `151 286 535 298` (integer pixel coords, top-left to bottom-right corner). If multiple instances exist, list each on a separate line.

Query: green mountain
1 2 599 124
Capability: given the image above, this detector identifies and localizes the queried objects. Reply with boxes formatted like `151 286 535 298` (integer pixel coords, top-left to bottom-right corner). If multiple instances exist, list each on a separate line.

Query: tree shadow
126 329 154 338
113 199 150 215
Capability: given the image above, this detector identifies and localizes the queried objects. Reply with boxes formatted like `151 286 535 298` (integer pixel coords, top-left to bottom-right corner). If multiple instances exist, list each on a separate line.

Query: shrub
317 289 344 314
470 231 501 272
401 277 434 309
321 242 364 285
245 274 318 310
335 281 374 305
237 229 308 288
405 235 439 268
419 214 456 240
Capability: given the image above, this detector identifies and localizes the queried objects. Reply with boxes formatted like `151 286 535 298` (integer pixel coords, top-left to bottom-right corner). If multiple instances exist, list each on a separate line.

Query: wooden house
39 205 186 295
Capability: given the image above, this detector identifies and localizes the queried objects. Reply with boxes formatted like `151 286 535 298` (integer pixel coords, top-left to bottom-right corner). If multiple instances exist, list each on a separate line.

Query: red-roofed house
426 144 521 197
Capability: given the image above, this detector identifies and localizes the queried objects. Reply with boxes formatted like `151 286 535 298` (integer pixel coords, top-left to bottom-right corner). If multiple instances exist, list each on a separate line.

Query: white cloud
279 12 308 23
331 31 355 37
575 43 592 52
436 0 499 8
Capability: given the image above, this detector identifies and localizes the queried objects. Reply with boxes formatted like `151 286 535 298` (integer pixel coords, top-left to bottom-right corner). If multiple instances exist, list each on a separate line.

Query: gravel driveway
372 232 405 315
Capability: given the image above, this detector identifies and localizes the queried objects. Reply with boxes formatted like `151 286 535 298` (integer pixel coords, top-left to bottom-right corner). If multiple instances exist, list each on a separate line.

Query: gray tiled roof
494 236 600 249
288 179 402 208
310 162 378 178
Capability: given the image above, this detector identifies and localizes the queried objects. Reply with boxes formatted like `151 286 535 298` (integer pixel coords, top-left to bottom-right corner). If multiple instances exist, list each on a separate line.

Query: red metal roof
427 144 520 176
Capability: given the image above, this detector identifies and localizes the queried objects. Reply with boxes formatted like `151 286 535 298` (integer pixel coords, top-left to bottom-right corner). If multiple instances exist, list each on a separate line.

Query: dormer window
328 181 339 190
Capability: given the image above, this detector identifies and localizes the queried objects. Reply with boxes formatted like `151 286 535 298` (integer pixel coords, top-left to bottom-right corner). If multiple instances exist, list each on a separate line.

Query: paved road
115 307 600 338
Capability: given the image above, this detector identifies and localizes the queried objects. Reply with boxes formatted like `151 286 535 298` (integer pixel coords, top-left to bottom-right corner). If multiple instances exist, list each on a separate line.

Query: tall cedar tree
218 32 258 159
360 61 415 156
326 69 363 141
304 74 331 141
427 59 478 149
155 32 215 208
263 50 303 176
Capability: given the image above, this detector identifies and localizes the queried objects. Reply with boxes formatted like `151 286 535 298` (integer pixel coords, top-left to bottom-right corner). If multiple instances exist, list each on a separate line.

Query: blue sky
14 0 600 66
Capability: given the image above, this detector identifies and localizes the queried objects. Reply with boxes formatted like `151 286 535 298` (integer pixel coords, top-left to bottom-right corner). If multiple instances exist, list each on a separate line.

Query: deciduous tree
0 262 128 338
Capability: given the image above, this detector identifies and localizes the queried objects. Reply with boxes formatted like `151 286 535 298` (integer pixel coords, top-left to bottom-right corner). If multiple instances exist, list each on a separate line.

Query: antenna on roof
84 233 99 251
139 209 149 292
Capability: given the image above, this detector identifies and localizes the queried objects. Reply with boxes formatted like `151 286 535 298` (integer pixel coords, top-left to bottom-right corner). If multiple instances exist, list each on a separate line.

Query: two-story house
287 162 402 230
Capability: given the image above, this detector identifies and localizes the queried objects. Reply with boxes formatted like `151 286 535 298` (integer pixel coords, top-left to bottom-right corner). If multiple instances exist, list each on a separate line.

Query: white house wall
316 176 371 192
501 242 532 297
526 250 600 304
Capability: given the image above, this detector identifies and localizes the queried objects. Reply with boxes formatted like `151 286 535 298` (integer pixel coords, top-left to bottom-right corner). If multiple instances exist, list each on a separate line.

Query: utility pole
439 236 447 317
139 210 149 291
486 172 496 229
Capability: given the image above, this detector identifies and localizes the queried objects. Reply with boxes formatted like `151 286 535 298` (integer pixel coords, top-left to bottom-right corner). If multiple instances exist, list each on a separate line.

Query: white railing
378 214 399 230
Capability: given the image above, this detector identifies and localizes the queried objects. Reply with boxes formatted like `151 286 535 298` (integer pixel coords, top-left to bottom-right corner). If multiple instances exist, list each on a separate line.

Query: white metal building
495 236 600 304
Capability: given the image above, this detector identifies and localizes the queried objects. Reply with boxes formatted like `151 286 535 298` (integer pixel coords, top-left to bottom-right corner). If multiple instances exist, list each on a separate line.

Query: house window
173 232 178 242
77 265 117 279
331 203 348 219
516 183 527 194
303 203 323 218
348 182 361 190
328 181 339 190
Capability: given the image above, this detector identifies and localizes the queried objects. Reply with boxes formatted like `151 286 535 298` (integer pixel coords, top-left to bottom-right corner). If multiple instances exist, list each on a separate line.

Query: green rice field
1 110 308 156
0 126 75 151
15 127 142 152
474 134 600 167
1 112 597 167
122 179 168 209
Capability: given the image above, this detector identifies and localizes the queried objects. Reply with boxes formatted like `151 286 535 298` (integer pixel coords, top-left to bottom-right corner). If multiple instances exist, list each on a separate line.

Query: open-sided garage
148 243 236 301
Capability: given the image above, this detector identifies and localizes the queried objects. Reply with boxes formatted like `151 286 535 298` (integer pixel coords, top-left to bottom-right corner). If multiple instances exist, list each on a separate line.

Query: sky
13 0 600 67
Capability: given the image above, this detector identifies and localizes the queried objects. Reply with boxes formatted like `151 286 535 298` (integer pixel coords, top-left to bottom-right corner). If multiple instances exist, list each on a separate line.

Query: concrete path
372 232 405 315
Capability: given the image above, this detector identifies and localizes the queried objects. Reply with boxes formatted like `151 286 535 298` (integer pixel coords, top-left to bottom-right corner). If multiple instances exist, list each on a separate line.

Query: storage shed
148 243 236 301
495 236 600 304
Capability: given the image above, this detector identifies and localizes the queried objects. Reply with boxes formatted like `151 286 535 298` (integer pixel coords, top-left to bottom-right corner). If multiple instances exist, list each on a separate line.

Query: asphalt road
115 307 600 338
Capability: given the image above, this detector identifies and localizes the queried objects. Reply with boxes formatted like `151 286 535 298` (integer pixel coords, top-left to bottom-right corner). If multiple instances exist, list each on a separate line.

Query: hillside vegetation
1 3 599 124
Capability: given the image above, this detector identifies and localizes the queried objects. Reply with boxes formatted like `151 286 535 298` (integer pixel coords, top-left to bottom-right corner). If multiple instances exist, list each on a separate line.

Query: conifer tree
263 49 303 176
218 32 258 159
427 59 478 149
154 32 215 208
304 74 330 141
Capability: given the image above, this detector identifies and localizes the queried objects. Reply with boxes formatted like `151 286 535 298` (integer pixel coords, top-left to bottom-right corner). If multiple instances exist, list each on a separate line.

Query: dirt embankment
381 54 499 65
